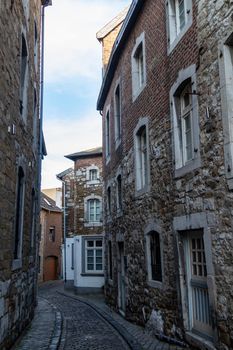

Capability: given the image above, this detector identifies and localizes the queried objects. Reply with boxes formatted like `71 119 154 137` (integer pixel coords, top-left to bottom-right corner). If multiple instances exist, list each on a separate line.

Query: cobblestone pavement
13 297 57 350
13 281 188 350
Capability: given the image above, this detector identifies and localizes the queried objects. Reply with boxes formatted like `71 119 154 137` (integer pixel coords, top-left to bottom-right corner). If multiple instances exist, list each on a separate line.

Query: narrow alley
13 282 185 350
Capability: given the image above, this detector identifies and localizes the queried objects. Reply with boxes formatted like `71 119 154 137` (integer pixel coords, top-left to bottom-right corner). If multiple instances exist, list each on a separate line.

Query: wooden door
44 256 57 281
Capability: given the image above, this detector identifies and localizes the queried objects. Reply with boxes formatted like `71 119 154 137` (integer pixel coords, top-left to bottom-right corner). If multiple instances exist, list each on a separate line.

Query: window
34 21 38 69
219 32 233 189
114 83 121 146
49 226 55 242
108 241 113 280
131 32 146 101
85 239 103 273
116 174 122 212
166 0 192 52
105 110 110 161
170 65 200 177
84 195 102 227
107 186 111 215
150 232 162 282
86 166 99 184
89 169 97 181
30 188 36 250
134 118 150 194
14 166 25 260
88 199 101 223
20 34 28 117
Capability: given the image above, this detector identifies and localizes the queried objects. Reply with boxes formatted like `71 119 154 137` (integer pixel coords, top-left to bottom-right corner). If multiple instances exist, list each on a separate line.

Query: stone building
57 147 104 293
38 193 62 282
97 1 233 349
0 0 50 349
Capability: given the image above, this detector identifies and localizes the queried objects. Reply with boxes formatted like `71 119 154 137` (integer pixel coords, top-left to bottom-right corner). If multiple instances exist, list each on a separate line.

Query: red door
44 256 58 281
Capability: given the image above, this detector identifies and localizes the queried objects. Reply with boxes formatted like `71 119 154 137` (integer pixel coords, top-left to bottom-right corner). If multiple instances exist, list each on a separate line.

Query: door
184 231 213 339
117 242 126 315
44 256 58 281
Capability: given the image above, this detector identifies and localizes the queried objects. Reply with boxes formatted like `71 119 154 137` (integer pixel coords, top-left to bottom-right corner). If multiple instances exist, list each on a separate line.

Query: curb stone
57 290 143 350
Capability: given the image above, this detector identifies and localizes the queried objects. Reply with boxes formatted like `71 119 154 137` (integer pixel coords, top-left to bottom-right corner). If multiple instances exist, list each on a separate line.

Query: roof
96 6 130 41
97 0 144 111
41 192 61 212
65 147 103 161
56 168 73 181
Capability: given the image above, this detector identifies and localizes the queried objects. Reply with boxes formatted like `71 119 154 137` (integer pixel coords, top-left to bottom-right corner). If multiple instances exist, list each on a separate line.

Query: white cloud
44 0 131 83
41 110 102 188
42 0 131 189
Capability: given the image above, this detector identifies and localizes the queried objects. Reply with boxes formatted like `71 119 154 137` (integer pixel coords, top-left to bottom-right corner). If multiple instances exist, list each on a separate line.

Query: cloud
42 0 131 189
44 0 131 83
41 110 102 188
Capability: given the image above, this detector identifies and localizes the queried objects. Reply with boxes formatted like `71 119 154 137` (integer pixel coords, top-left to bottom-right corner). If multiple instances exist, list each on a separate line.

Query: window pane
87 241 94 247
178 0 185 30
87 264 94 270
96 264 103 271
150 232 162 282
87 257 94 263
96 249 102 256
96 240 102 247
96 257 102 264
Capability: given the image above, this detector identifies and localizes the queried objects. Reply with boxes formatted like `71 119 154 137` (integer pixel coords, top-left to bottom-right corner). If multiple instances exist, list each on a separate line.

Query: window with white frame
114 83 121 145
170 65 200 177
134 119 150 194
89 169 97 181
87 199 101 223
85 239 103 273
20 33 28 118
166 0 192 51
219 32 233 189
105 110 110 160
149 232 162 282
14 166 25 260
131 32 146 101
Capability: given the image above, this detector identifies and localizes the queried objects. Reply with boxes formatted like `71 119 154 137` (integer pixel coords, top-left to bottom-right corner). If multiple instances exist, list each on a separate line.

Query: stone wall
0 1 42 349
99 0 233 349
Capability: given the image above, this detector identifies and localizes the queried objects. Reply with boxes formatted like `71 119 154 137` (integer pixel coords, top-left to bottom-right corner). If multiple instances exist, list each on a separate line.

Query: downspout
63 180 67 283
36 0 51 285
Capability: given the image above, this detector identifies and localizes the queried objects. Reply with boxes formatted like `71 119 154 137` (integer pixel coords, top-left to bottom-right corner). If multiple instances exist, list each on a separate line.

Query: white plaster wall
74 236 104 289
63 238 74 281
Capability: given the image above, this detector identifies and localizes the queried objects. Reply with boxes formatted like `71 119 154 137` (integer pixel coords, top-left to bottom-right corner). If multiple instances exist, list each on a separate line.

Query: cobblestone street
13 281 186 350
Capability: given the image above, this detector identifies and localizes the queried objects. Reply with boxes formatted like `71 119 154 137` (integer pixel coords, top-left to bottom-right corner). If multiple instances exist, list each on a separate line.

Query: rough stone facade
57 148 103 238
0 1 45 349
97 1 233 349
38 193 62 282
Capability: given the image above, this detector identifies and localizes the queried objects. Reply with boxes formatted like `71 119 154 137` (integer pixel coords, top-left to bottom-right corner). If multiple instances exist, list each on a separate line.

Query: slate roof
56 167 73 180
96 6 130 41
65 147 102 161
41 192 61 212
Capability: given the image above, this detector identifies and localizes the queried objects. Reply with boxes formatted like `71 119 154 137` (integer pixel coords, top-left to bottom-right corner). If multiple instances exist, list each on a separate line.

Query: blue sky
42 0 131 188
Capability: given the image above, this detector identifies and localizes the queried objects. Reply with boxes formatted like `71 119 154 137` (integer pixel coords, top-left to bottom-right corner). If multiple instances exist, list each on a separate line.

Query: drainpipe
63 180 67 284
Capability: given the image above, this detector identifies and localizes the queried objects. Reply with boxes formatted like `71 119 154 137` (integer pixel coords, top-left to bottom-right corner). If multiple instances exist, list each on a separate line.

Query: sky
42 0 131 189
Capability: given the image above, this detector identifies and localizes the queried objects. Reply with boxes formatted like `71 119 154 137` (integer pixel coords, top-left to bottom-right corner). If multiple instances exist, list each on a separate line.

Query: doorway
117 242 126 315
44 256 58 281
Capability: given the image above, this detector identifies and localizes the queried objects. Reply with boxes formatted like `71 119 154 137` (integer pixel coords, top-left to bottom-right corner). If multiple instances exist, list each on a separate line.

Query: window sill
81 273 104 277
115 138 121 150
147 280 163 290
84 222 102 227
135 184 150 198
174 157 201 178
132 81 146 103
12 259 22 271
167 18 192 55
86 180 100 186
185 331 215 350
